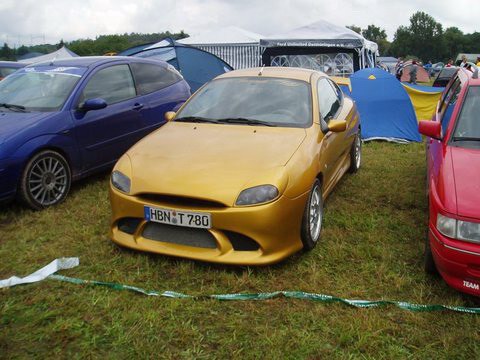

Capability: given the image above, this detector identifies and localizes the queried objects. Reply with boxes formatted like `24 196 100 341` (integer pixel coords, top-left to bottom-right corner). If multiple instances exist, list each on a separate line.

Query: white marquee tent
177 26 264 69
18 46 78 64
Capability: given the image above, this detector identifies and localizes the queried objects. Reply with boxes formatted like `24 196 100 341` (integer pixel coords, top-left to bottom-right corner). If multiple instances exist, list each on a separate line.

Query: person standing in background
409 60 418 84
395 57 404 81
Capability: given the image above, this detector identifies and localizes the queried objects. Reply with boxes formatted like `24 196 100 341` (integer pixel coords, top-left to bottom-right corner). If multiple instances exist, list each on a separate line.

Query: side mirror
418 120 442 140
165 111 176 122
79 98 107 111
327 119 347 133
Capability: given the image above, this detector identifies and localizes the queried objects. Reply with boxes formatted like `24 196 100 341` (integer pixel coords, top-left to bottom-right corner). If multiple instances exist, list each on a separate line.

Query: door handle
132 103 144 111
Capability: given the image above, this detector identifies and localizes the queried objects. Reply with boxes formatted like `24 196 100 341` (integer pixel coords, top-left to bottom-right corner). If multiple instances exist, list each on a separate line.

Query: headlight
236 185 279 206
458 220 480 243
436 214 480 243
436 214 456 238
111 170 131 194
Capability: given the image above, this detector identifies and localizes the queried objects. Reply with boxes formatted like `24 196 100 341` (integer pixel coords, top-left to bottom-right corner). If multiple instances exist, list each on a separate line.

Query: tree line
0 31 188 61
1 11 479 63
348 11 479 62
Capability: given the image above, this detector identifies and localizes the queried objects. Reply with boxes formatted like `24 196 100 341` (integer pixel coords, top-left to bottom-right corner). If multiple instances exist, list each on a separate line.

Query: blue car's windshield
0 66 86 112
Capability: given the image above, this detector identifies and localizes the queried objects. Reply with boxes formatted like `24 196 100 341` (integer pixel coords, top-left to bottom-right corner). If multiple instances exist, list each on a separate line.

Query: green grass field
1 142 479 359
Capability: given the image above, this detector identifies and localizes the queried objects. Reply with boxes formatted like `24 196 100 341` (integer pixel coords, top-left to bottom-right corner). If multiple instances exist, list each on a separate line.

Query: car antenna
258 65 264 76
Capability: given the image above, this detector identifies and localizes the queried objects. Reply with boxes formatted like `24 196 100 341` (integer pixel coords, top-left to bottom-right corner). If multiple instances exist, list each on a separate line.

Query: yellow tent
402 83 443 121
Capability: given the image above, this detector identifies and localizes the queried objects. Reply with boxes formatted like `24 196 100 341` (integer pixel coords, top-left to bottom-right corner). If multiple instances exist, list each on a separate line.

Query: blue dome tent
131 38 233 92
350 68 421 143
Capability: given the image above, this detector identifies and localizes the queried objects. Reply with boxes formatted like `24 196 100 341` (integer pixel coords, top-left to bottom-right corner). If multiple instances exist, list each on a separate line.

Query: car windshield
176 77 312 128
452 86 480 145
0 66 86 112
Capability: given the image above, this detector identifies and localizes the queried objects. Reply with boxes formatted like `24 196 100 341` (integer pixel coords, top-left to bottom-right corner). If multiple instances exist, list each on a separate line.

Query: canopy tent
349 68 421 143
131 38 233 92
400 61 430 83
18 46 78 64
260 20 378 76
402 83 443 121
177 26 264 69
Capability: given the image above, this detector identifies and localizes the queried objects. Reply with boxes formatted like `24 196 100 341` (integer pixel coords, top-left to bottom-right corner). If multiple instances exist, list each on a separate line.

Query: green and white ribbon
3 258 479 314
49 274 480 314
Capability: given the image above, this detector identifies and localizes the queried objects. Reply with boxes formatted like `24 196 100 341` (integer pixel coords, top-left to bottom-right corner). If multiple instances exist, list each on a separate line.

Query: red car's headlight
437 214 480 243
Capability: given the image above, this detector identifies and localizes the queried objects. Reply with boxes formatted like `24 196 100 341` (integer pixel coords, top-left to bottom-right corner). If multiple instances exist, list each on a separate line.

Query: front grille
138 194 227 209
118 217 142 235
142 222 217 249
224 231 260 251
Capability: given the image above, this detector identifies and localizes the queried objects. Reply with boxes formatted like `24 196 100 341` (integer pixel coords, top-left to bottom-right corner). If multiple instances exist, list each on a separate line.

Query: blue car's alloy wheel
19 150 71 210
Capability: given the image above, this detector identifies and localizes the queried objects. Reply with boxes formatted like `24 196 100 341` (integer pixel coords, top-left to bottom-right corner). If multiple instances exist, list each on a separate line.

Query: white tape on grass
0 257 79 288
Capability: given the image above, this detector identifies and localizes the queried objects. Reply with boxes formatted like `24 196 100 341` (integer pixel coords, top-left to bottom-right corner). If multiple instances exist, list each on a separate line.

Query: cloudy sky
0 0 477 47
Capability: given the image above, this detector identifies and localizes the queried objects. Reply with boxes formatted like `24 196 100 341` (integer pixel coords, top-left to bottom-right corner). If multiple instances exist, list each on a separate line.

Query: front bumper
429 227 480 296
109 187 308 265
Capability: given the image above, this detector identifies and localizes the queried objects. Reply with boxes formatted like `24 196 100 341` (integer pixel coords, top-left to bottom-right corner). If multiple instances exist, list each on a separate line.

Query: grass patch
1 142 479 358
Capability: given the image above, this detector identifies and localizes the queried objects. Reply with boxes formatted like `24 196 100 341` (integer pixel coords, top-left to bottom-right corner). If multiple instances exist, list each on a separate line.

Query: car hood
0 111 52 145
450 146 480 219
127 122 306 206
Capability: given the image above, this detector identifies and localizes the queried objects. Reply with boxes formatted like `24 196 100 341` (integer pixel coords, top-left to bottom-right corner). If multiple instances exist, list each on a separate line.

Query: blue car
0 56 191 209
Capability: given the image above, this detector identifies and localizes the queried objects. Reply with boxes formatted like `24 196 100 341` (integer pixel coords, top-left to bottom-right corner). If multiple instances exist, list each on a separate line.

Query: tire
19 150 71 210
349 131 362 173
424 229 438 275
301 179 323 251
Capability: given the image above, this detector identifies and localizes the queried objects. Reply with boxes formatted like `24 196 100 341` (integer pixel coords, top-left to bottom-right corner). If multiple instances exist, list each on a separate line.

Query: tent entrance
262 47 360 77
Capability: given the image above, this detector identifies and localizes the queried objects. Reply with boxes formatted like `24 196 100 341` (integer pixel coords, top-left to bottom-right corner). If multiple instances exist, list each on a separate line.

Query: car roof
216 67 321 82
0 61 25 68
24 56 167 69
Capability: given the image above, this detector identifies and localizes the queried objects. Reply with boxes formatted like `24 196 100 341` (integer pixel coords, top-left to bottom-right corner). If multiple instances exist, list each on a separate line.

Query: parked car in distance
432 67 458 88
0 61 25 80
109 67 362 265
0 56 191 209
418 66 480 296
431 62 444 76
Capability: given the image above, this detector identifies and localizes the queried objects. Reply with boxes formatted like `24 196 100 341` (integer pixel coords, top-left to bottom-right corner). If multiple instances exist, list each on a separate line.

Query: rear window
130 62 182 95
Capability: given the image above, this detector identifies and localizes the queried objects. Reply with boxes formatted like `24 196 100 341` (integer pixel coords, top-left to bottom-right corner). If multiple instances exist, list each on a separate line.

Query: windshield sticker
22 66 86 77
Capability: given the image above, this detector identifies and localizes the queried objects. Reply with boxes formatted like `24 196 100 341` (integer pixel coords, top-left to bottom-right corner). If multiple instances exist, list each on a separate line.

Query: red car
419 66 480 296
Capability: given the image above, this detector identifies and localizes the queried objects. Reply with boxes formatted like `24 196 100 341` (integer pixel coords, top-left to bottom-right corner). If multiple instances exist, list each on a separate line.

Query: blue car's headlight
111 170 131 194
236 185 279 206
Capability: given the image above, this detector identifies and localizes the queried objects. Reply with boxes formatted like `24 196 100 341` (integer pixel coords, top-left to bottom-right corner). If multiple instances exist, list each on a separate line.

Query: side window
130 62 182 95
317 78 340 123
81 64 136 105
327 79 343 103
439 78 462 133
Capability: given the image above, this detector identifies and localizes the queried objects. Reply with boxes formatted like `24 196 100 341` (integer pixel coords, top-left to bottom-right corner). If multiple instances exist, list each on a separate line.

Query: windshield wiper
0 103 28 112
175 116 219 124
452 136 480 142
216 118 277 127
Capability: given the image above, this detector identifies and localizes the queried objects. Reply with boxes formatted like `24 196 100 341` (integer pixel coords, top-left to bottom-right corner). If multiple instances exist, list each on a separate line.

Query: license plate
144 206 211 229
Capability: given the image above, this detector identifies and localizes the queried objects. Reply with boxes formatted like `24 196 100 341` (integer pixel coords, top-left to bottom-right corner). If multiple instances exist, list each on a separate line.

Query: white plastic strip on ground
0 257 79 288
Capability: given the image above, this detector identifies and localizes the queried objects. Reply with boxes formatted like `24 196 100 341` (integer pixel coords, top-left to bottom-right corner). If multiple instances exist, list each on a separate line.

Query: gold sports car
109 67 361 265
